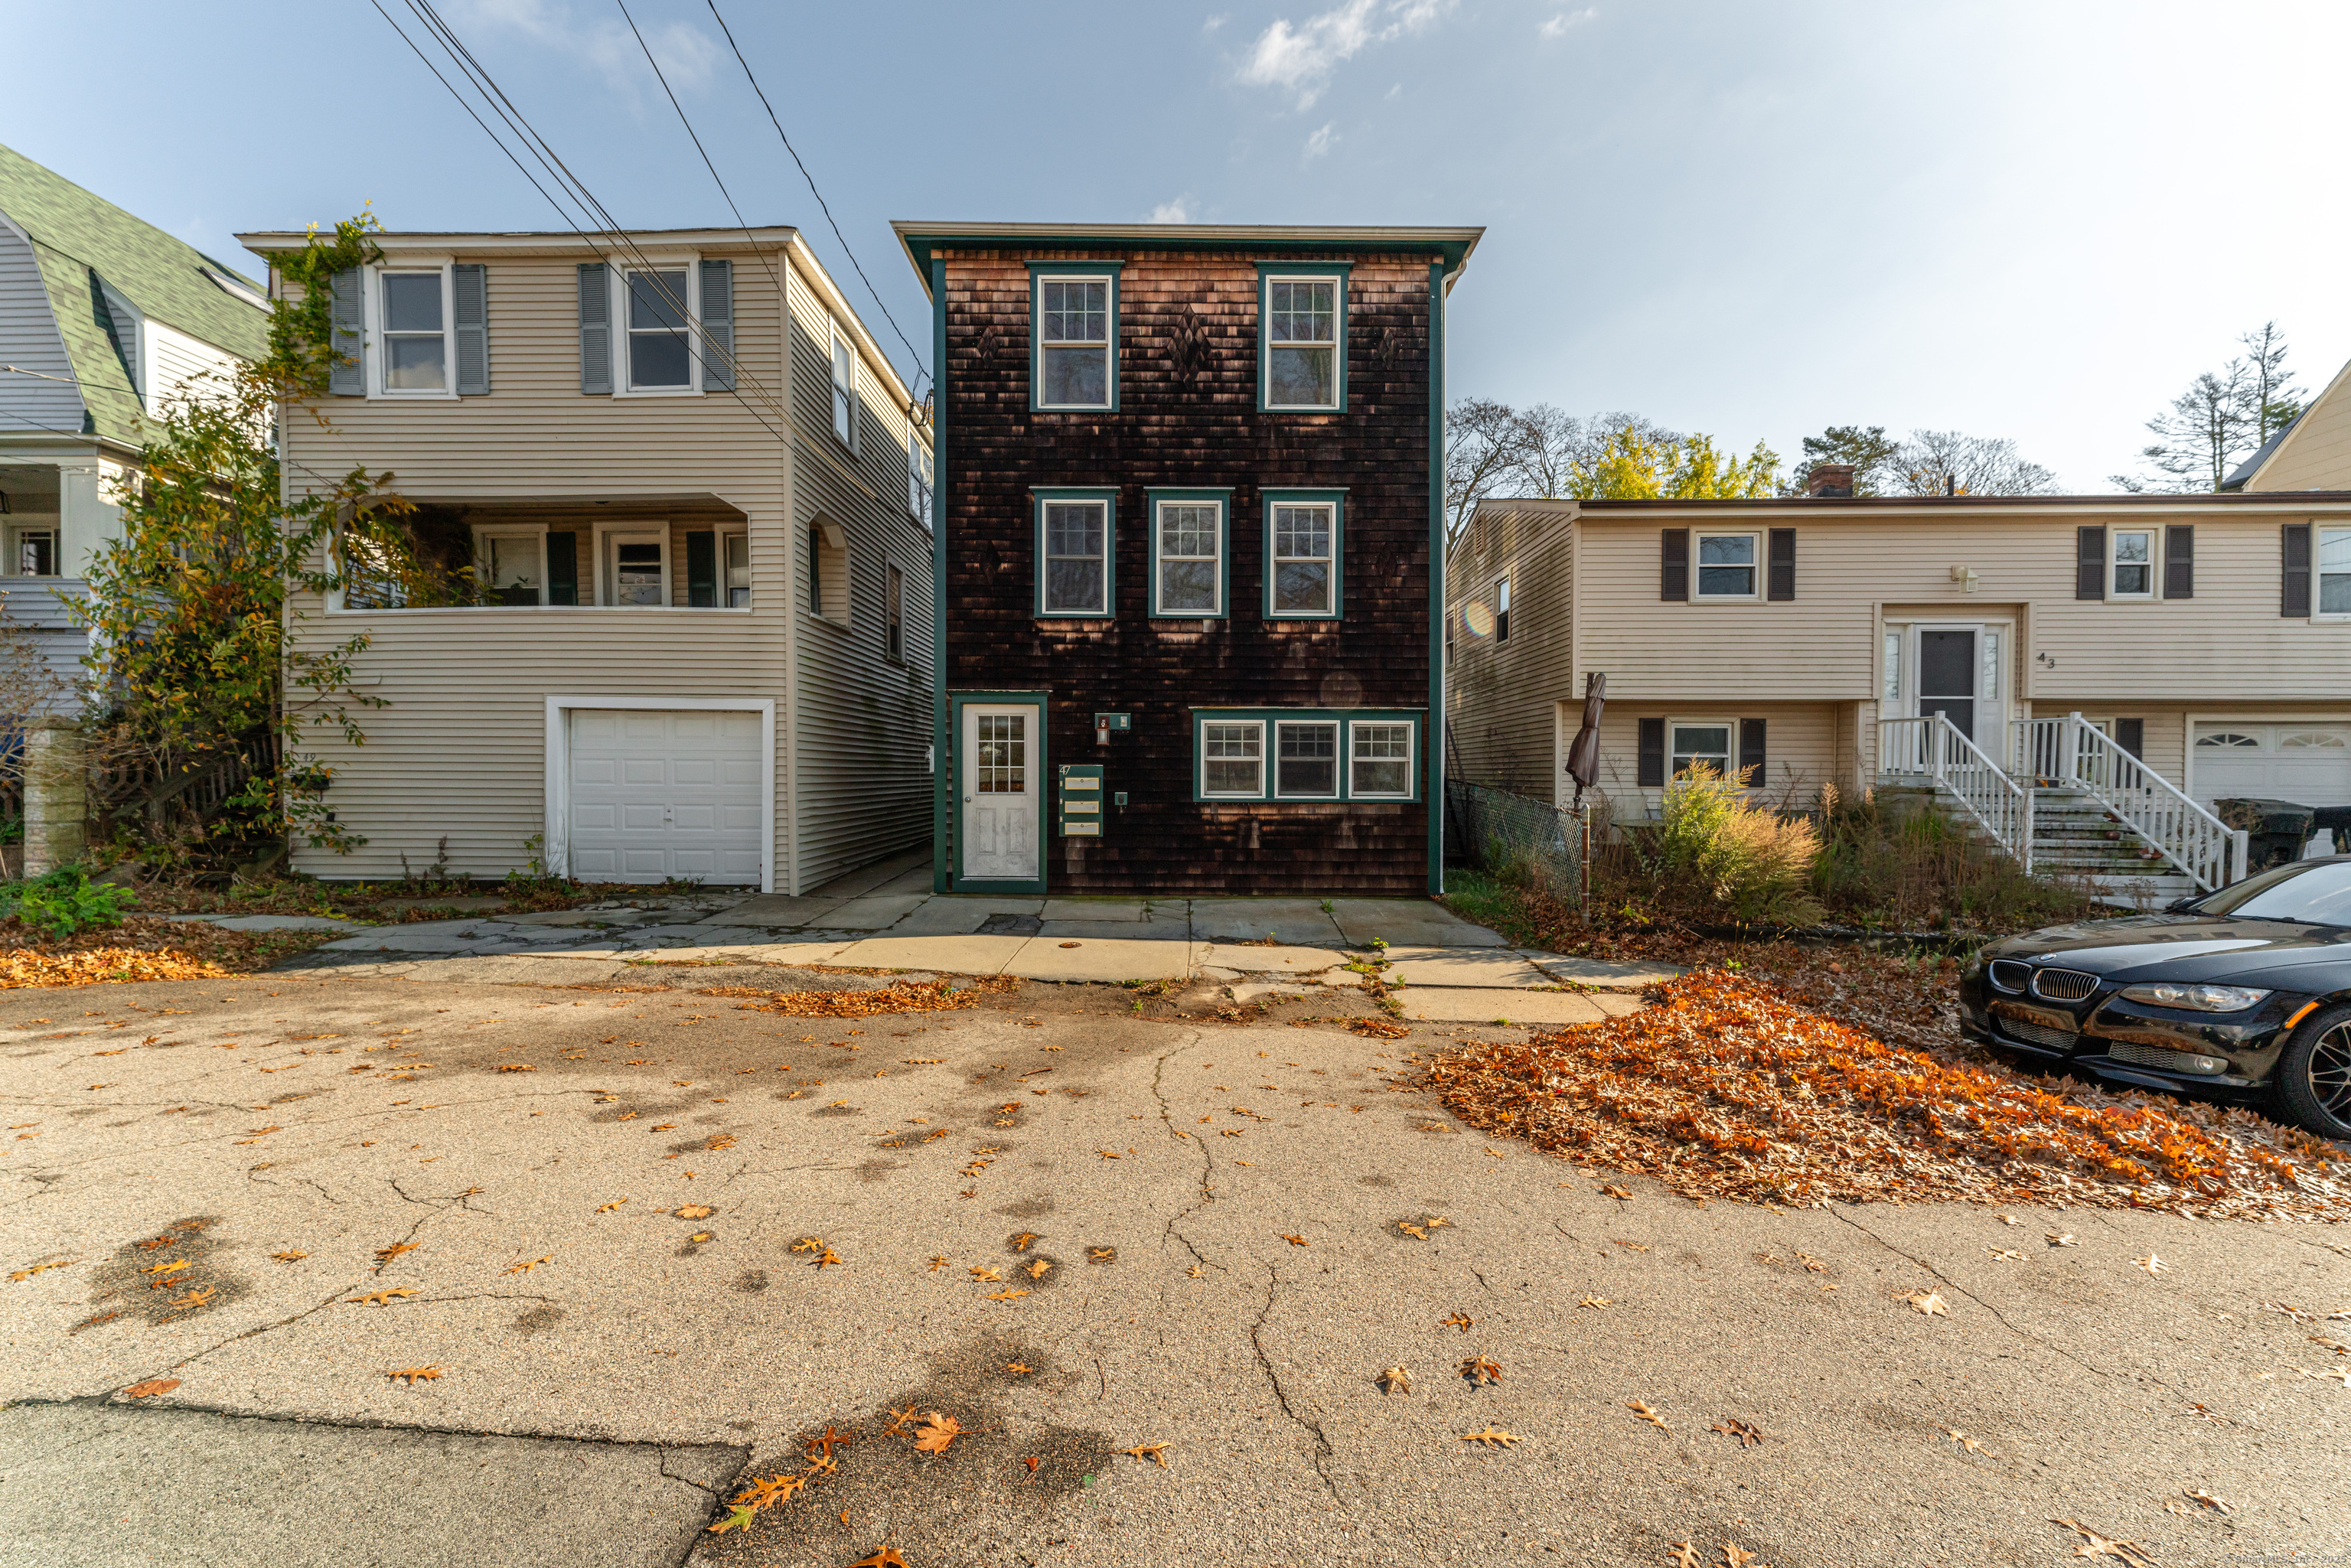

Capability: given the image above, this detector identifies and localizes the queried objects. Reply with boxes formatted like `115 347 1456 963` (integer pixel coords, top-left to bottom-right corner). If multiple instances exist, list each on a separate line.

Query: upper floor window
886 562 905 664
1694 531 1758 600
1259 266 1348 412
832 325 858 448
909 437 934 526
1149 492 1228 618
2110 529 2154 598
1264 491 1342 620
1035 489 1115 618
1030 266 1119 412
2318 526 2350 616
1495 575 1511 642
576 259 725 398
380 269 449 393
627 269 692 390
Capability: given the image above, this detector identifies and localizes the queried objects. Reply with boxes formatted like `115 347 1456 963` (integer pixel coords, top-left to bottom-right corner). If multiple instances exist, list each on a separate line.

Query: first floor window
1671 722 1733 780
607 531 666 606
380 269 447 391
1276 720 1339 797
1270 503 1335 615
8 527 57 578
2320 526 2351 614
628 269 692 390
1349 722 1413 798
1156 500 1222 614
1042 499 1108 614
482 533 543 605
885 563 905 663
1695 533 1756 598
1202 722 1264 798
2111 529 2154 598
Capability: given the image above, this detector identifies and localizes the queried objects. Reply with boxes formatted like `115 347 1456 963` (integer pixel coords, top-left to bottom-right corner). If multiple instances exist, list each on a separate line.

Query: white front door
569 709 764 884
961 704 1039 882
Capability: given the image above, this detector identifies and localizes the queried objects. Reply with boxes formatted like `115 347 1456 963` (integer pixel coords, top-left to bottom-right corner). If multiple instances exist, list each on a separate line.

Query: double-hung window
1694 532 1758 599
1192 711 1420 802
626 269 693 390
1670 722 1734 780
480 531 544 606
2323 526 2351 616
1201 721 1264 798
8 527 57 578
1276 721 1340 798
2110 529 2154 598
1495 575 1511 642
604 529 667 607
1349 721 1414 798
378 269 449 393
724 533 751 608
885 562 905 663
1035 489 1114 618
909 437 934 526
1259 266 1346 412
1264 491 1342 618
1032 266 1117 411
831 324 858 448
1149 491 1228 617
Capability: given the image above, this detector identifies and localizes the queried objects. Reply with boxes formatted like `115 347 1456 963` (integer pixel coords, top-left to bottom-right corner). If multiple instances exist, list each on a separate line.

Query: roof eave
236 226 801 256
891 221 1484 296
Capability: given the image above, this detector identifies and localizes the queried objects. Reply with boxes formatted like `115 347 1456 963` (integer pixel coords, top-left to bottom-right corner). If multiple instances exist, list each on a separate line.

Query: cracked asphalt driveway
4 967 2349 1566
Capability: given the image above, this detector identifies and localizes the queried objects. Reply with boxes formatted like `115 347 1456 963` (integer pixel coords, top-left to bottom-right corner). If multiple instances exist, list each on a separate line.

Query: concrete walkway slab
885 898 1043 937
1195 941 1351 976
827 933 1031 974
159 914 373 933
1378 945 1553 989
1524 952 1686 988
823 894 930 931
694 893 843 927
1187 898 1347 946
1037 919 1193 942
1327 897 1507 947
1039 897 1155 922
1006 936 1200 983
1398 985 1608 1025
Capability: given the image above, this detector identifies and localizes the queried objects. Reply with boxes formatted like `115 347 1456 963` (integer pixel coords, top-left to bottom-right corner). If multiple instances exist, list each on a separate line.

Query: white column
56 458 121 582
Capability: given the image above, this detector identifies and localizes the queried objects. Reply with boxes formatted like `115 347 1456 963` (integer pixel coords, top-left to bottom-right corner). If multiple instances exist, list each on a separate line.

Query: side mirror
2164 896 2201 914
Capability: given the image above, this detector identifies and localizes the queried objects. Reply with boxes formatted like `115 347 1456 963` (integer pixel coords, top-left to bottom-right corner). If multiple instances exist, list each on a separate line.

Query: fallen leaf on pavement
733 1472 804 1509
1185 1264 1205 1279
122 1379 180 1398
984 1288 1029 1301
885 1405 921 1436
1096 1149 1120 1159
139 1259 189 1276
1723 1547 1766 1568
1669 1544 1701 1568
1088 1247 1117 1263
811 1247 843 1268
271 1250 307 1262
1940 1426 1992 1456
595 1200 628 1213
2181 1489 2231 1514
2309 1336 2351 1355
351 1289 417 1306
1711 1417 1763 1446
1026 1258 1052 1280
9 1260 74 1282
1278 1232 1308 1247
386 1367 442 1384
1987 1248 2023 1262
497 1064 535 1072
169 1286 214 1309
1378 1365 1412 1395
2134 1255 2171 1276
2049 1517 2159 1566
848 1549 908 1568
1998 1214 2020 1225
912 1411 962 1453
1009 1233 1039 1250
1578 1295 1612 1310
1600 1184 1632 1199
677 1205 715 1219
2300 1365 2351 1386
1005 1362 1032 1375
1462 1355 1503 1387
1443 1312 1474 1333
970 1266 1003 1282
689 1232 713 1244
2048 1233 2079 1247
1458 1426 1521 1448
1122 1442 1169 1468
1629 1402 1668 1429
504 1256 551 1275
704 1506 755 1536
1023 1455 1041 1473
1898 1289 1949 1317
928 1255 949 1271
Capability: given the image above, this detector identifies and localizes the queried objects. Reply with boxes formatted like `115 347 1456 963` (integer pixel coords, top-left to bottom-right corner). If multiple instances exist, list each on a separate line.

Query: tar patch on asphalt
511 1305 565 1335
77 1215 245 1332
734 1269 770 1294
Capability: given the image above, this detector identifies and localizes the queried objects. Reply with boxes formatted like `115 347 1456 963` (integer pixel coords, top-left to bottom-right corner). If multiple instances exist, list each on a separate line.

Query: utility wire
704 0 930 395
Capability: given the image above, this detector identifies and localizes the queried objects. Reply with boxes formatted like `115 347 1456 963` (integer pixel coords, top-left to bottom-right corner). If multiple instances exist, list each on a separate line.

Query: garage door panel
569 707 765 885
2194 722 2350 856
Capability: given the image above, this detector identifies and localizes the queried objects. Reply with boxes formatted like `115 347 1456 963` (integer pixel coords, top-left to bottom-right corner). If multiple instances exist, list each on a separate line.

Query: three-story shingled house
895 223 1479 896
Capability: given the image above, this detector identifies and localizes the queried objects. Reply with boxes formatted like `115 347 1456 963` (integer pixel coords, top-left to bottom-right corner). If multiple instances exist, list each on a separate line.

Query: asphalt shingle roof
0 142 268 449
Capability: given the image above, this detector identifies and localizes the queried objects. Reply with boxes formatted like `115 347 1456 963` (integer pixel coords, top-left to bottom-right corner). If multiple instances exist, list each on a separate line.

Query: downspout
1427 259 1447 895
930 256 951 892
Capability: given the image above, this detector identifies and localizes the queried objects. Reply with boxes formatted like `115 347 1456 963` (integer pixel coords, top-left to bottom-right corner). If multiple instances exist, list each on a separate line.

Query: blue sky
8 0 2347 489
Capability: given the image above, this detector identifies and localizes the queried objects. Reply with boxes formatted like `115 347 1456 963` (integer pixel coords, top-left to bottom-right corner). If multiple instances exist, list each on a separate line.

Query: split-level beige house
1447 486 2351 898
237 223 934 892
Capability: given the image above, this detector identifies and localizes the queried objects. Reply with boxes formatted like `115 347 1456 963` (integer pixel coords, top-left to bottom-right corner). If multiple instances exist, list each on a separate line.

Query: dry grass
0 916 333 988
706 976 1020 1019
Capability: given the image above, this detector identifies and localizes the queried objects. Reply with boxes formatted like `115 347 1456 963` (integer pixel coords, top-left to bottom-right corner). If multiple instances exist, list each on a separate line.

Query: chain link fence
1446 779 1586 905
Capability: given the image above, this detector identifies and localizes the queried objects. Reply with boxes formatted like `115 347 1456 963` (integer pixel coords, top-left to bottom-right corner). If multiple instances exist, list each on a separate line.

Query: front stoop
1874 780 2200 910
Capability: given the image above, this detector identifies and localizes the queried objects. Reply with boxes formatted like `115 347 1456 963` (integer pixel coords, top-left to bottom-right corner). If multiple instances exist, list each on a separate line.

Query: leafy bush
1622 763 1824 927
1 866 132 939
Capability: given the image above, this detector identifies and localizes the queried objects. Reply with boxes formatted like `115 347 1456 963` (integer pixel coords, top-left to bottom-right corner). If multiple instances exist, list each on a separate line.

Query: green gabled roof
0 142 268 449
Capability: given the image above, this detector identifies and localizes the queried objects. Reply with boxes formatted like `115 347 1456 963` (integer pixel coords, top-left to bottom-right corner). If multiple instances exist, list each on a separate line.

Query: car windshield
2186 859 2351 924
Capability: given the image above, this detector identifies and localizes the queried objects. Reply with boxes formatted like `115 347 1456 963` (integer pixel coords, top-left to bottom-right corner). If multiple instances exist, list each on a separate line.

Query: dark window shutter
578 262 611 394
2284 523 2312 617
1637 718 1666 787
699 259 734 391
809 526 824 613
2116 718 2144 759
2162 523 2193 599
1766 528 1795 601
546 531 578 606
452 264 489 396
1740 718 1766 789
2075 525 2106 600
1660 530 1689 601
686 530 717 608
328 268 364 396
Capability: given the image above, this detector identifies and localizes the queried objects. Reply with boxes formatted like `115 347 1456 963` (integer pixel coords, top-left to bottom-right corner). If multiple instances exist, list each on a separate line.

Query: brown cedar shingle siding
941 246 1433 893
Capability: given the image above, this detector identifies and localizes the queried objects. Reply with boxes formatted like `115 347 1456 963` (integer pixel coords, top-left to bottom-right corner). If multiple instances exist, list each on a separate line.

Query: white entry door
569 709 764 884
961 703 1038 882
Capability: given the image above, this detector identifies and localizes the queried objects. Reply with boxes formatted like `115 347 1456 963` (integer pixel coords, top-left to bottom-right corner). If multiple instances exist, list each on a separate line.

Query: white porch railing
1878 713 2033 872
2007 712 2245 892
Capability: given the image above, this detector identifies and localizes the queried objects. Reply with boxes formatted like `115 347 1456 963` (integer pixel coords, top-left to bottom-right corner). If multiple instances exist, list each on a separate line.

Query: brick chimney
1804 463 1857 497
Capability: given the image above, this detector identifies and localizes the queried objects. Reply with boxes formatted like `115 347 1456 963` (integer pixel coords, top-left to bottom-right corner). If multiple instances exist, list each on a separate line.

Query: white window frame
908 436 934 526
722 527 752 610
1153 496 1225 618
5 524 60 579
599 524 670 608
1273 719 1342 800
1692 530 1760 601
1260 272 1343 412
1037 495 1113 618
612 259 703 399
474 526 548 607
1347 719 1415 800
830 322 859 448
1266 498 1339 620
1199 719 1266 800
2317 526 2351 621
1034 272 1116 412
1665 717 1737 781
1494 574 1511 642
2108 527 2157 600
365 262 456 400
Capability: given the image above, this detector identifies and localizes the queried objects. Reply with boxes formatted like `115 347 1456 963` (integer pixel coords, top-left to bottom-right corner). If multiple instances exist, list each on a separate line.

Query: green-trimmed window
1031 264 1120 412
1258 264 1348 412
1191 709 1420 802
1201 721 1264 798
1148 489 1231 618
1034 488 1116 618
1348 720 1414 798
1263 490 1343 619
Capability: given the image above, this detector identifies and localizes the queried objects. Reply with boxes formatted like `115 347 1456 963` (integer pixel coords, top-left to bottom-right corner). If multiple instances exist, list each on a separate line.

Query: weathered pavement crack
1249 1261 1339 1502
1150 1034 1218 1275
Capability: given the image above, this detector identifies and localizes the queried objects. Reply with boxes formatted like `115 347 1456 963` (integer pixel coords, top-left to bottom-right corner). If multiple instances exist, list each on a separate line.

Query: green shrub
1630 763 1824 927
0 865 133 940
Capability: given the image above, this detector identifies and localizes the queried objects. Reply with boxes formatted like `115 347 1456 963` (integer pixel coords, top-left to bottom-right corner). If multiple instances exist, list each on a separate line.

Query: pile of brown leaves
1427 970 2350 1219
0 917 324 988
711 976 1019 1019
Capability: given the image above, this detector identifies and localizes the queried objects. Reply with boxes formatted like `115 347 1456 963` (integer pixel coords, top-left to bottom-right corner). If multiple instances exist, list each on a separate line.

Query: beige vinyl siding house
1447 492 2351 869
240 225 932 893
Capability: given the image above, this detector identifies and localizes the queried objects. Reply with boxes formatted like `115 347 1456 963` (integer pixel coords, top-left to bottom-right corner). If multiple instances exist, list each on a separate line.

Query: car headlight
2118 982 2271 1013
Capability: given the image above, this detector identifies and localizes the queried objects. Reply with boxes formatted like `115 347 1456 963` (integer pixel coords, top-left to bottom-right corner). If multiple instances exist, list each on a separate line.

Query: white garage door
2193 722 2351 854
568 709 764 885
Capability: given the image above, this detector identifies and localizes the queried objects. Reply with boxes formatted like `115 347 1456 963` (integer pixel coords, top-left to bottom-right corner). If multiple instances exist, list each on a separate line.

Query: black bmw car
1960 856 2351 1137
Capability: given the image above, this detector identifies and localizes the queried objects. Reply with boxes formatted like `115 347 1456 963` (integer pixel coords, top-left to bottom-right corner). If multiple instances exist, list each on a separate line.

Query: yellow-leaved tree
1569 425 1780 500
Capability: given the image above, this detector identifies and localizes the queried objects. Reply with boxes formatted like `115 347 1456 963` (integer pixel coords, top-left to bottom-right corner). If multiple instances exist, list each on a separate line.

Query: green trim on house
1255 262 1351 414
931 256 951 892
1143 487 1234 620
1260 487 1345 621
1189 708 1425 804
1032 486 1118 619
895 226 1480 282
949 689 1050 895
1427 259 1446 894
1026 261 1122 415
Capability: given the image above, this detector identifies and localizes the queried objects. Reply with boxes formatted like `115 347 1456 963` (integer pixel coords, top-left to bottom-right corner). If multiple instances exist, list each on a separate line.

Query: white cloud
1204 12 1227 31
1148 196 1196 223
445 0 718 97
1303 122 1339 161
1237 0 1455 109
1538 7 1598 38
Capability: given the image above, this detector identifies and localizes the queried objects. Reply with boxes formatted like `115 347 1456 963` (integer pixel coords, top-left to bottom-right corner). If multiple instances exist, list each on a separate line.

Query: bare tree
2112 322 2304 492
1444 396 1529 540
1892 430 2060 496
